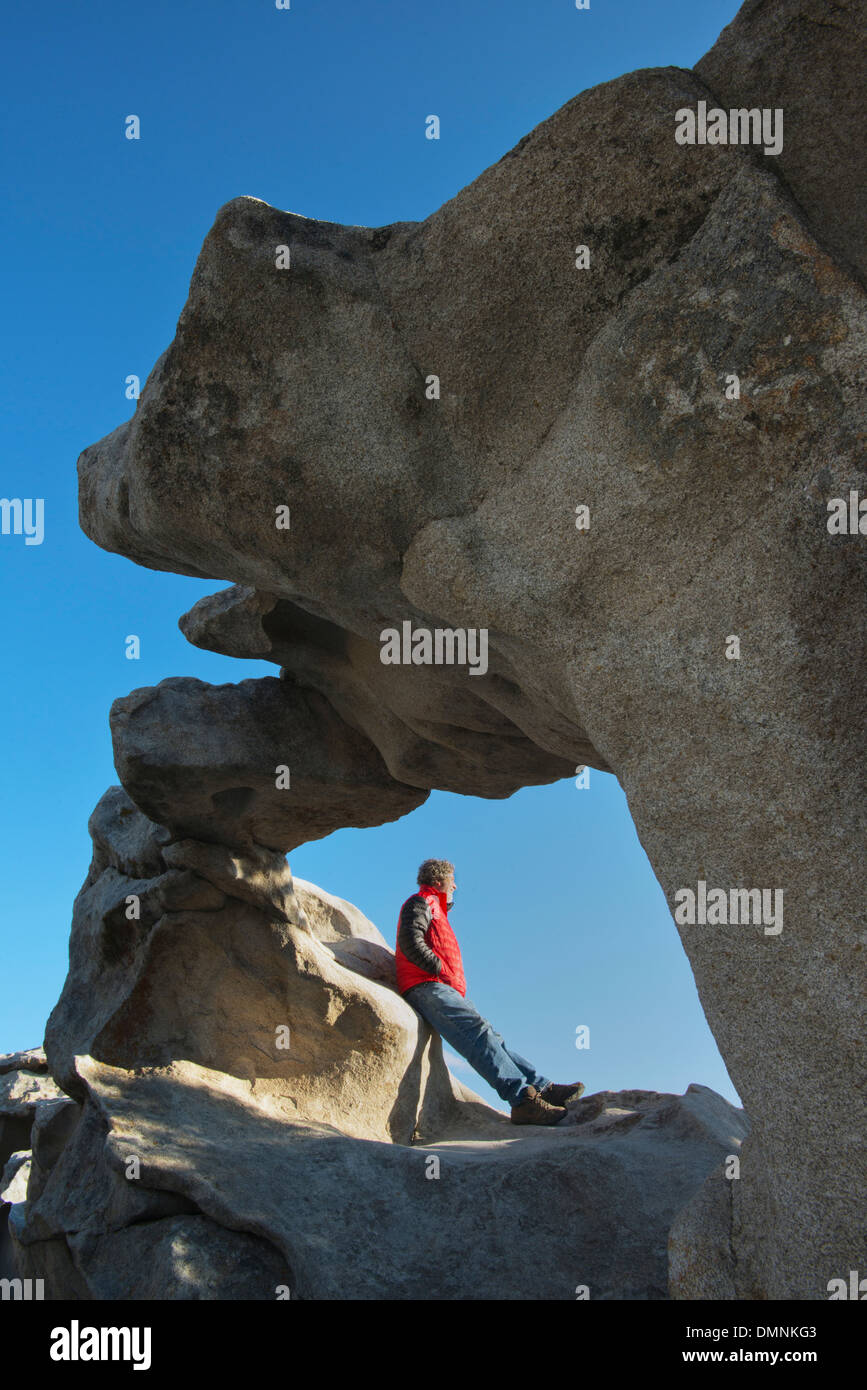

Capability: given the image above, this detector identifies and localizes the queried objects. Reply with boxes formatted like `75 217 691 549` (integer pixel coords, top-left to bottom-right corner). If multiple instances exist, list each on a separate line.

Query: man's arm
397 894 442 976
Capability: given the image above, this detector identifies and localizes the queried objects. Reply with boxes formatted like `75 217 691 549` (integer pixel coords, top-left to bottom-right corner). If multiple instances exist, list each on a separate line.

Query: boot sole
510 1108 568 1126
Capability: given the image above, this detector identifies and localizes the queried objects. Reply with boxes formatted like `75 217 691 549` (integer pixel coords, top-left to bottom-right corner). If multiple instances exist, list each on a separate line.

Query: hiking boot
510 1085 568 1126
538 1081 585 1107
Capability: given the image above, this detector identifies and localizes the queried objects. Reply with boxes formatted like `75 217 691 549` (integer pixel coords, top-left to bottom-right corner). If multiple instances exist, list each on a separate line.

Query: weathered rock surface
44 786 489 1145
8 1057 746 1300
291 876 400 986
0 1152 32 1282
180 587 596 792
0 1060 64 1170
1 1153 32 1208
32 0 866 1298
110 675 429 852
7 1094 292 1299
0 1050 68 1283
0 1047 50 1077
696 0 867 287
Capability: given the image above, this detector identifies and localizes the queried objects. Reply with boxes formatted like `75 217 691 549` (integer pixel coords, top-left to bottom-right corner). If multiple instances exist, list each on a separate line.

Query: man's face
443 872 456 904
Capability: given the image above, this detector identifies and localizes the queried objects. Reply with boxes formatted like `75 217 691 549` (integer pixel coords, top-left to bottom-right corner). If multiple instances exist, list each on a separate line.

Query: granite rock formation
0 1049 66 1283
10 0 866 1298
42 786 489 1146
5 788 750 1299
7 1044 747 1299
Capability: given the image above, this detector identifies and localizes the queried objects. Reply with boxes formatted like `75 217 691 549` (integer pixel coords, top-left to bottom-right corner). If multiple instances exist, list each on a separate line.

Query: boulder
0 1054 70 1286
110 675 428 853
0 1066 65 1170
0 1048 49 1077
45 785 491 1145
1 1153 32 1208
10 1055 746 1300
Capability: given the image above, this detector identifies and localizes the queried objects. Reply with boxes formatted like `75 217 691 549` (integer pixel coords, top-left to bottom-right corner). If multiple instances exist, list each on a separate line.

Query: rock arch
9 0 865 1299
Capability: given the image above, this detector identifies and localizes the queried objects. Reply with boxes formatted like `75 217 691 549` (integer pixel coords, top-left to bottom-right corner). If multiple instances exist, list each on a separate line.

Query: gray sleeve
397 895 441 975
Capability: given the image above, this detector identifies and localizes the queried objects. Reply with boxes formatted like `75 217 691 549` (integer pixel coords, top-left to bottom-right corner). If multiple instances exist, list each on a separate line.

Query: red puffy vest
395 883 466 997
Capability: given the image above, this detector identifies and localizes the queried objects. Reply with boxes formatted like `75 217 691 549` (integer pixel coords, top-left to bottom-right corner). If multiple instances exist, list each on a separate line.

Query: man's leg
475 1014 551 1094
499 1044 550 1097
404 982 545 1107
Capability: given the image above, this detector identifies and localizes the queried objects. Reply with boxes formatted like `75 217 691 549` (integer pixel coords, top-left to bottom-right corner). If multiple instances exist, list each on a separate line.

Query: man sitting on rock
396 858 584 1125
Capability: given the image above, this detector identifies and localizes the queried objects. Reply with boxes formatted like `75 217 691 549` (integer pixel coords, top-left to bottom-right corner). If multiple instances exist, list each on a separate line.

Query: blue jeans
404 981 550 1107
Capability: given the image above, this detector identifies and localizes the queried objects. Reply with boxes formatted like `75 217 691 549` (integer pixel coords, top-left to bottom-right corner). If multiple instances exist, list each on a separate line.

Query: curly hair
417 858 455 889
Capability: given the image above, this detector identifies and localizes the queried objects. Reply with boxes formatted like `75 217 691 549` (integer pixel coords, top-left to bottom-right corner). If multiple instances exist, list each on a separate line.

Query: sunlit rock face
43 787 484 1146
19 0 865 1299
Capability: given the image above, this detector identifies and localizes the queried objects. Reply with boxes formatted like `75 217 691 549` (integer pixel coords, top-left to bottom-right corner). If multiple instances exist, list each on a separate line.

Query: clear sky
0 0 744 1110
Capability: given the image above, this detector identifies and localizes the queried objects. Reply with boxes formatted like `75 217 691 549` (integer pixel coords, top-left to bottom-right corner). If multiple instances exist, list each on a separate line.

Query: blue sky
0 0 743 1109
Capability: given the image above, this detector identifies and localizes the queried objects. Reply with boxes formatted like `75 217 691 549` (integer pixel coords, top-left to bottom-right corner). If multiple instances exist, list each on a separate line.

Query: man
395 858 585 1125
